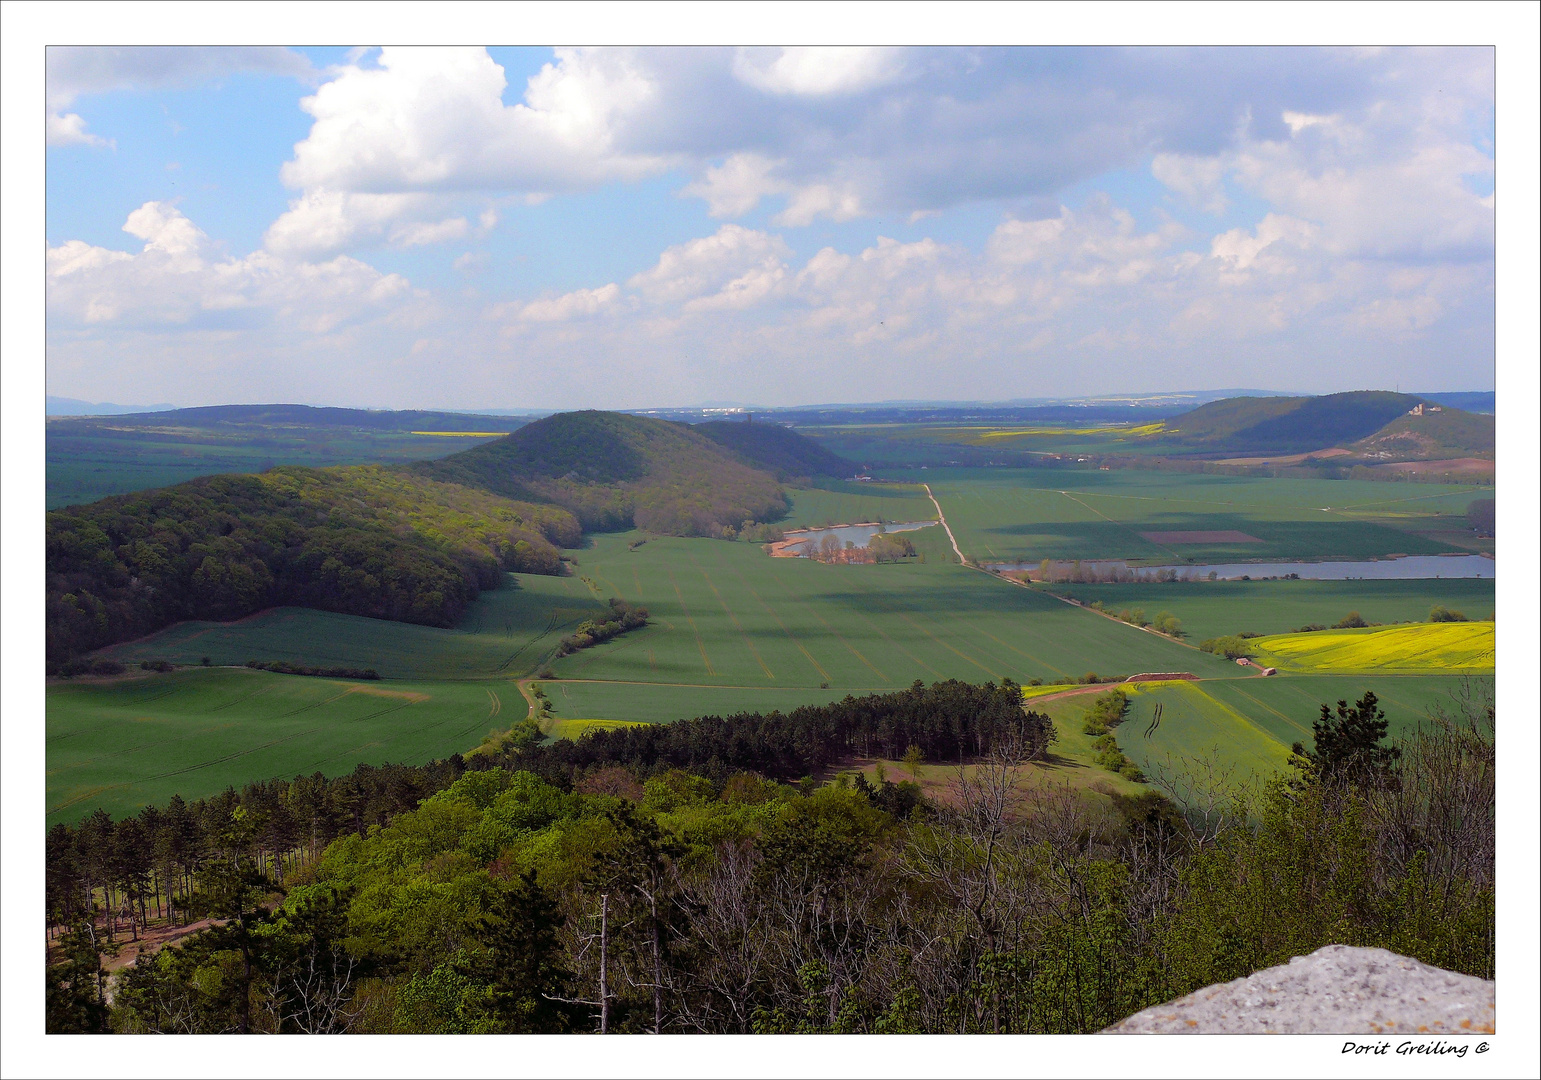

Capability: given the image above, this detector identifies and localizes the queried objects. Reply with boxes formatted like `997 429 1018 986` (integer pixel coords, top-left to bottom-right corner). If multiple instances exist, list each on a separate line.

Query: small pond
780 520 936 552
985 553 1495 581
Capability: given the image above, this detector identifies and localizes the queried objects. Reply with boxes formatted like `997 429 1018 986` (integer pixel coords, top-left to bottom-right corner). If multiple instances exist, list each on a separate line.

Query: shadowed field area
46 667 505 826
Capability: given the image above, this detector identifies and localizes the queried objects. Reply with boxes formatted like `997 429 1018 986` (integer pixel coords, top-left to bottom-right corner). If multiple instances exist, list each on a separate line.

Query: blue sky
44 46 1495 411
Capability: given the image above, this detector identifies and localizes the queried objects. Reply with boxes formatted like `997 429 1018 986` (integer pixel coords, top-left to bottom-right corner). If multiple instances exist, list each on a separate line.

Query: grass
540 681 884 724
1041 578 1496 642
1108 673 1488 794
545 531 1239 689
906 467 1491 565
96 573 608 681
780 481 937 529
1249 623 1495 674
542 717 651 741
46 667 508 826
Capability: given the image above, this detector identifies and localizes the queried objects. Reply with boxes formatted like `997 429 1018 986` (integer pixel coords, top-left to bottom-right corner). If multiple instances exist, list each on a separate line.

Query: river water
984 553 1495 581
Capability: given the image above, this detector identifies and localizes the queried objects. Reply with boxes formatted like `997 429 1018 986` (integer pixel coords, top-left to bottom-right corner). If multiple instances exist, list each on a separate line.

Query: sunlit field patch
542 717 652 741
1250 622 1494 674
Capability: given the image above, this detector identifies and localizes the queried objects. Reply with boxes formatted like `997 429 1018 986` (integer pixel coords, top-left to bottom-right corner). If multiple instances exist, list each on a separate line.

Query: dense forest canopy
693 419 855 482
46 466 578 670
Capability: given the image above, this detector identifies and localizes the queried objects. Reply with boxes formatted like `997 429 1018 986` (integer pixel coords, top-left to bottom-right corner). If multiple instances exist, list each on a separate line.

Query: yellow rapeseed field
544 717 652 741
1250 622 1494 674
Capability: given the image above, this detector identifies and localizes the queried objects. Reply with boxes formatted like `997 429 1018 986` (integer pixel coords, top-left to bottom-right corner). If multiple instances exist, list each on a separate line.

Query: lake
779 520 937 552
985 553 1495 581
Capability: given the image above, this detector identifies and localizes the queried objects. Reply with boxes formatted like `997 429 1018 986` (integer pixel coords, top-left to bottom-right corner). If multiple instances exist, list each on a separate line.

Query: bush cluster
554 598 650 657
1198 635 1257 659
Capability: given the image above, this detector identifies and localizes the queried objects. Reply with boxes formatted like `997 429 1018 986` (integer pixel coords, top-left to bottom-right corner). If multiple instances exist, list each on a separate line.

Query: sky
44 45 1496 411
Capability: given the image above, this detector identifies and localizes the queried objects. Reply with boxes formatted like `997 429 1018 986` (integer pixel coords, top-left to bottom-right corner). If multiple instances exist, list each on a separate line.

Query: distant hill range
1163 391 1494 461
48 402 534 432
47 395 178 416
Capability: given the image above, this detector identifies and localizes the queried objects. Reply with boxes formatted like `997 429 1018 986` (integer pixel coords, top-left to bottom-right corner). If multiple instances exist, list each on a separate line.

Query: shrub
1332 611 1369 629
1198 635 1256 660
1429 605 1468 623
57 657 126 678
554 598 649 657
1082 689 1130 735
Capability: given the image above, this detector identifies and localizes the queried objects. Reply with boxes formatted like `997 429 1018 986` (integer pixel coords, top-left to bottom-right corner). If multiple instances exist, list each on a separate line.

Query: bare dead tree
1143 746 1260 846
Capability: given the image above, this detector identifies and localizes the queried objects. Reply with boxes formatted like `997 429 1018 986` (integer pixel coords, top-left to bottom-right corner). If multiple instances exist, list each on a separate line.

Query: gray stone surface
1104 945 1495 1034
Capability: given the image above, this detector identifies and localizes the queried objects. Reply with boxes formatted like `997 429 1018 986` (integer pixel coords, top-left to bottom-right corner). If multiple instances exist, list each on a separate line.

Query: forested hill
694 419 855 481
411 411 788 535
46 467 579 671
1164 391 1434 453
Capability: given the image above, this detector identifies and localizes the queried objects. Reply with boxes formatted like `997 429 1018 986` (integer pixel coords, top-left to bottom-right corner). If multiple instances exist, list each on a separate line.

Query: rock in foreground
1104 945 1494 1034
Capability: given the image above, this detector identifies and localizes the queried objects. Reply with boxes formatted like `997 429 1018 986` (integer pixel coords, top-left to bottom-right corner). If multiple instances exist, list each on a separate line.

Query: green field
97 573 609 680
1109 673 1486 793
46 668 509 826
1041 578 1496 642
781 481 937 529
113 525 1231 692
541 531 1238 689
540 681 886 724
908 467 1490 564
1250 623 1495 674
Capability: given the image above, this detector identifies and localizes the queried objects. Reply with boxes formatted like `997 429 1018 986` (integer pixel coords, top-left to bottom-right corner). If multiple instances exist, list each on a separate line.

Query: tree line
46 465 579 671
47 679 1493 1035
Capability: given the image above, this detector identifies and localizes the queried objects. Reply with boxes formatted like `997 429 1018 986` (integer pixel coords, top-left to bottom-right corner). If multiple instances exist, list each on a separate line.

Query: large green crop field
46 668 508 826
781 481 937 529
1041 578 1496 642
910 467 1491 564
543 531 1238 689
